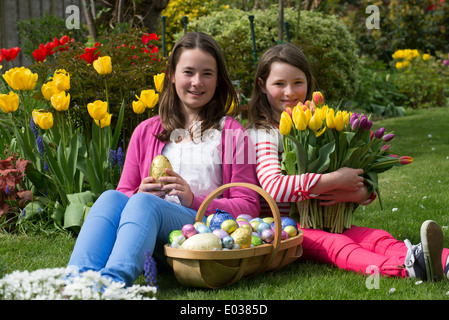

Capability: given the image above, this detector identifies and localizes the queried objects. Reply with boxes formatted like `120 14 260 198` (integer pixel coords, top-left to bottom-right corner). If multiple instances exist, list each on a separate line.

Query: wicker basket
164 183 303 289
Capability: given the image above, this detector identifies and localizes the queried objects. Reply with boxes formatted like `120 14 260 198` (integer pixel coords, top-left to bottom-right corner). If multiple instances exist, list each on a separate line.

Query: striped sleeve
249 127 322 203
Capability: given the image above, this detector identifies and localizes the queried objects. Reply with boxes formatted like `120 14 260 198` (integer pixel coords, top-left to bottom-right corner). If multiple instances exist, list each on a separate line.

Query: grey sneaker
405 220 444 281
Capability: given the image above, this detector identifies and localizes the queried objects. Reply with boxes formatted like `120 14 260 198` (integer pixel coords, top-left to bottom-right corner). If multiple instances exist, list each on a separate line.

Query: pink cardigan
116 115 260 218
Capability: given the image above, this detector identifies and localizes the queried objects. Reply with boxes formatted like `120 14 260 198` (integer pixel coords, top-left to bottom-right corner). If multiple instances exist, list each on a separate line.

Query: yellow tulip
51 91 70 112
41 81 61 100
154 73 165 93
334 111 344 131
325 108 335 129
94 113 112 128
320 105 329 120
136 89 158 109
0 91 20 113
305 108 312 123
292 104 308 130
2 67 38 91
93 56 112 75
392 50 405 60
308 112 323 132
279 111 293 135
132 100 146 114
52 70 70 92
87 100 108 120
32 110 53 130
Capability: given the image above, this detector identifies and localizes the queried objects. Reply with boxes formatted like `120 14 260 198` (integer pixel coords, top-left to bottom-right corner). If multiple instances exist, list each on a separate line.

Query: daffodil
93 56 112 75
51 91 70 111
0 91 20 113
279 111 293 135
32 110 54 130
87 100 108 120
41 81 61 100
2 67 38 91
132 100 146 114
94 113 112 128
136 89 158 109
153 73 165 93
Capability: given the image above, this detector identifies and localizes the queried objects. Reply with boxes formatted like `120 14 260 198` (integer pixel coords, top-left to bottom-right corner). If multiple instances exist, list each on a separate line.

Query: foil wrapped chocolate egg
261 228 274 243
251 234 263 246
209 209 234 231
196 224 211 234
181 224 197 238
284 225 298 237
257 222 270 234
231 227 252 249
149 155 172 184
222 236 234 249
168 230 183 245
213 229 229 239
221 219 238 234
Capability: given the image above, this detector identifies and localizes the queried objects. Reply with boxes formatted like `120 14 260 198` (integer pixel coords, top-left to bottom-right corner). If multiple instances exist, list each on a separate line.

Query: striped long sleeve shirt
248 126 322 216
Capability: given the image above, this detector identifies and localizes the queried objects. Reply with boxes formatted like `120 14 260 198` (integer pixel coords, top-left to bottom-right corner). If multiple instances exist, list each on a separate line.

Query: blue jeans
68 190 197 286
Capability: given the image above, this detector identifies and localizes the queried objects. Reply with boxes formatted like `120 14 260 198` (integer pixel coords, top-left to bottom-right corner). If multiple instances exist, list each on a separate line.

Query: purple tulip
349 113 360 130
375 127 385 139
365 120 373 130
382 133 395 142
359 115 368 129
443 60 449 67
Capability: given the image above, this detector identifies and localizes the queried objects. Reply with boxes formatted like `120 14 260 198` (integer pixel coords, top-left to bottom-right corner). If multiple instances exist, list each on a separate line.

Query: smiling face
259 61 308 123
172 48 218 117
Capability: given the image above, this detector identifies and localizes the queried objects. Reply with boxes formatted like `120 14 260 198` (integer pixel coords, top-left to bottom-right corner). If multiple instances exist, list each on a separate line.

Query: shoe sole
421 220 444 282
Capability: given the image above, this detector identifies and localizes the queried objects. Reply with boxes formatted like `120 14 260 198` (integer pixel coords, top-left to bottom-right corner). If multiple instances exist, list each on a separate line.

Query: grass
1 107 449 300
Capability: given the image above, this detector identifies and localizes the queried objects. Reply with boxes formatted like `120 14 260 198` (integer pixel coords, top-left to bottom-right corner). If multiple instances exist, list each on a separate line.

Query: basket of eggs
164 182 303 289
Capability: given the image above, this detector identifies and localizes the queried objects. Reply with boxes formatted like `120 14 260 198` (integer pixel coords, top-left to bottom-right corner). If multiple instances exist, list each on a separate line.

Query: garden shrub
185 5 360 105
337 0 449 63
391 49 448 109
161 0 229 53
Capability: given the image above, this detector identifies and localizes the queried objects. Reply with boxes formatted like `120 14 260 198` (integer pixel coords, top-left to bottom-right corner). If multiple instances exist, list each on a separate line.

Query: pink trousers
301 225 449 278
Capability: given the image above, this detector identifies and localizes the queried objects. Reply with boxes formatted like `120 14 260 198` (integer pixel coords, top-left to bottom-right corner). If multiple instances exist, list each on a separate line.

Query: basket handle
195 182 282 261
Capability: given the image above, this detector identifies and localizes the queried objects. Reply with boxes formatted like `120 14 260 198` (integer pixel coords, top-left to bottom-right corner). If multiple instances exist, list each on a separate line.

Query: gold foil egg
149 155 173 184
231 227 252 249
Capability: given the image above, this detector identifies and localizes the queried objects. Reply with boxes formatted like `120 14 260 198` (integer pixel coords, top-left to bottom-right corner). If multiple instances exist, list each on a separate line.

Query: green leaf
286 135 308 173
64 191 97 233
111 99 125 150
308 141 335 173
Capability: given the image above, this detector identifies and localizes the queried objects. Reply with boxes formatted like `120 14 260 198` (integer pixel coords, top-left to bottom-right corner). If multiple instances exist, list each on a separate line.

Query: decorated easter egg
209 209 234 231
222 236 234 249
250 220 260 232
257 222 270 234
281 216 298 231
251 234 263 246
181 224 197 238
231 227 252 249
213 228 228 239
149 155 172 184
281 230 289 240
221 219 238 234
180 233 222 250
261 228 274 243
206 214 214 227
284 225 298 237
262 217 274 225
237 220 252 231
196 224 211 234
236 214 253 222
168 230 182 245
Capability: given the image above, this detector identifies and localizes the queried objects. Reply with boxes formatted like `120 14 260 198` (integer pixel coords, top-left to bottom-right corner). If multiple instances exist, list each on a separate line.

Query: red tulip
142 33 160 45
0 47 20 61
79 43 101 64
32 44 48 62
399 156 413 165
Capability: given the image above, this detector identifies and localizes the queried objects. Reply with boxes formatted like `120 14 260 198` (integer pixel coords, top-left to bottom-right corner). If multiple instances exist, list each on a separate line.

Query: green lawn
1 107 449 300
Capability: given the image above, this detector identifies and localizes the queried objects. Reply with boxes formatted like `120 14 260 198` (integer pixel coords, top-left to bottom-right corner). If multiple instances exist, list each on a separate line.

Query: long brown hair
157 32 238 141
246 43 315 129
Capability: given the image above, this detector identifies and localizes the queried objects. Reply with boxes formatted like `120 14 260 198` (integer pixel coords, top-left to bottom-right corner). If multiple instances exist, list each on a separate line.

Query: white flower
0 268 157 300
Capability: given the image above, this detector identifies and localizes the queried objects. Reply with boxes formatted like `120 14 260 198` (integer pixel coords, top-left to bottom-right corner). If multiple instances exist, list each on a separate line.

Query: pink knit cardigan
116 115 260 218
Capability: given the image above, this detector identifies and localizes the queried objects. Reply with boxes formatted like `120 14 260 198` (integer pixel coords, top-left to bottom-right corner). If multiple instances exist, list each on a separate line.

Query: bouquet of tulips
279 92 413 233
